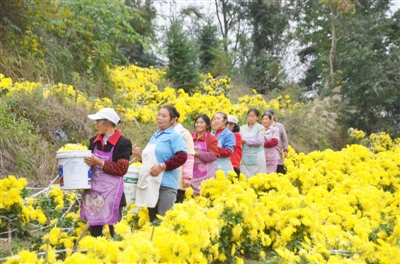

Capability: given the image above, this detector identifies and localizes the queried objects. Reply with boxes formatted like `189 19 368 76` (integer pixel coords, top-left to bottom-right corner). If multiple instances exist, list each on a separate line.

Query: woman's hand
150 163 165 177
183 178 191 188
84 155 103 167
242 139 246 144
132 144 142 161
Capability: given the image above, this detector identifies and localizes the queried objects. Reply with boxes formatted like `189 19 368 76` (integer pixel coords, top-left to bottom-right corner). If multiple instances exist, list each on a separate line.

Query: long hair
194 114 212 131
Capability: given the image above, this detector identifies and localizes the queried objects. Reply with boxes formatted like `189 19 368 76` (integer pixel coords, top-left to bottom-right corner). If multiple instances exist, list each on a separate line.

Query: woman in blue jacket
211 112 236 176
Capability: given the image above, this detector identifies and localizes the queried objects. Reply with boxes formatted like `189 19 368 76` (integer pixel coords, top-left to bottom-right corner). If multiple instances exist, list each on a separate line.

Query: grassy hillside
0 66 346 186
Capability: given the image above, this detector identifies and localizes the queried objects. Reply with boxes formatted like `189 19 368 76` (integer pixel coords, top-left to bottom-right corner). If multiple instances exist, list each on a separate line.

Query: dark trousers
277 165 286 174
90 225 115 237
176 189 186 203
234 167 240 177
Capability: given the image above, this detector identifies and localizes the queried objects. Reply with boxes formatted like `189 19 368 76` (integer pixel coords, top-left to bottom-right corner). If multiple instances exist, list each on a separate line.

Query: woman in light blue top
133 105 188 222
211 112 236 176
240 108 267 178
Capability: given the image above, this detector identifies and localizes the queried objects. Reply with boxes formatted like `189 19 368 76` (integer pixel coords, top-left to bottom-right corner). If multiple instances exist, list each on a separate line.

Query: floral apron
80 146 124 226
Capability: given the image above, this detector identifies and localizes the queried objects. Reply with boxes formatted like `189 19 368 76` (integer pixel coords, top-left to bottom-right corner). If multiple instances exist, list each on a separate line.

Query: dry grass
1 93 94 187
0 90 161 187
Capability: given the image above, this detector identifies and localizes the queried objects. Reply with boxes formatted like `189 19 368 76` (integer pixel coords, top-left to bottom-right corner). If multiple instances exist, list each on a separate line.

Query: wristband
159 163 165 170
100 161 105 169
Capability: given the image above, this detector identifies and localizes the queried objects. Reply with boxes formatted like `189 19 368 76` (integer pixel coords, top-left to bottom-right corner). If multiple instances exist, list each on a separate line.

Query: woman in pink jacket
261 112 280 173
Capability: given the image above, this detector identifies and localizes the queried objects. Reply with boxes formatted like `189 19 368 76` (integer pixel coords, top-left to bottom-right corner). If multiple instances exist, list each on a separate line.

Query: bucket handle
129 157 138 165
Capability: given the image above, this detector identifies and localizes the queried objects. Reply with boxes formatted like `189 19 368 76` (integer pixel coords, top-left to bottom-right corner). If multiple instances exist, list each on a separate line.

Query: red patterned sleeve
264 138 278 148
165 151 188 171
103 159 129 177
218 147 233 157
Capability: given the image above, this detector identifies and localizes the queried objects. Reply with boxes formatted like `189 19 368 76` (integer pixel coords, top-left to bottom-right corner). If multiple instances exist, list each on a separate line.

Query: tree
199 24 218 71
120 0 158 67
292 0 400 136
245 52 285 94
0 0 146 97
240 0 290 93
164 17 200 94
338 4 400 136
246 0 289 57
214 0 249 67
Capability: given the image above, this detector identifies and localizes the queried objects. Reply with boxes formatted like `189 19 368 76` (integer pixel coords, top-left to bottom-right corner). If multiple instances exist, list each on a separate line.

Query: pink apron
264 129 280 174
80 146 124 226
191 132 215 195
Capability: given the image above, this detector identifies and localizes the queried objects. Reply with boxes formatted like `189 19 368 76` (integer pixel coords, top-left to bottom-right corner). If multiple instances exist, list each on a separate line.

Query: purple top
245 135 264 146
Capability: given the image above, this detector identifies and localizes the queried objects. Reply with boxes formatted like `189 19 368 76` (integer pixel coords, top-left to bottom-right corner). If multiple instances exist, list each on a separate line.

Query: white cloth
135 144 164 208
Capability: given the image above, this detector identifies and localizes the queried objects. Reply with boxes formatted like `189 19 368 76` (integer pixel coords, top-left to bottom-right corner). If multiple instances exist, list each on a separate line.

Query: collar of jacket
93 129 122 146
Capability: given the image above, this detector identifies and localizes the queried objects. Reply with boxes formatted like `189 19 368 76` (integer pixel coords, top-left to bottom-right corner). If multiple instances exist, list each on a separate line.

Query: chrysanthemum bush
1 180 86 262
2 132 400 263
0 66 299 125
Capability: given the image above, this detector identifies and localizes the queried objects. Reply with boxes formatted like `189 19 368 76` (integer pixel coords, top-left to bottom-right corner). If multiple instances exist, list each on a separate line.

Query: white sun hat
87 108 120 125
227 115 239 124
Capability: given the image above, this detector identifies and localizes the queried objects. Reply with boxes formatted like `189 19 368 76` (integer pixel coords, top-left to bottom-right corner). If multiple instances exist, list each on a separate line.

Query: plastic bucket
123 166 140 204
56 150 92 190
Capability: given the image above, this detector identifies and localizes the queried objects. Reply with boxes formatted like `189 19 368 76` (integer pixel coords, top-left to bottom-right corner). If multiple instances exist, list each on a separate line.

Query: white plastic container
123 166 140 204
56 150 92 190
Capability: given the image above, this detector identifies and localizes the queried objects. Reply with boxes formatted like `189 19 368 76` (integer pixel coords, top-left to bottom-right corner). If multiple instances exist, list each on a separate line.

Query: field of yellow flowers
0 65 301 124
2 132 400 263
1 66 400 263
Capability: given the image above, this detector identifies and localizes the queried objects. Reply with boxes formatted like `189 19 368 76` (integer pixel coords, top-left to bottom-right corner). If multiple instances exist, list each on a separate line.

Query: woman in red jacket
191 114 220 195
227 115 242 177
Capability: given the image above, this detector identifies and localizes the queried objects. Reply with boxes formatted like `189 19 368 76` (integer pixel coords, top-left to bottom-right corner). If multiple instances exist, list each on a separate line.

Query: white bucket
123 166 140 204
56 150 92 190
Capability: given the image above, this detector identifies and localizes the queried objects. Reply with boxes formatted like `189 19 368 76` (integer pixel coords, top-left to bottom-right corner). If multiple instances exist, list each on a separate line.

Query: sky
154 0 400 13
391 0 400 11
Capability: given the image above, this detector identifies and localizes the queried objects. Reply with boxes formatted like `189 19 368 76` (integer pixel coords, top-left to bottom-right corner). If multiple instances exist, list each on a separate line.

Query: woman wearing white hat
81 108 132 237
227 115 242 177
240 108 267 178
